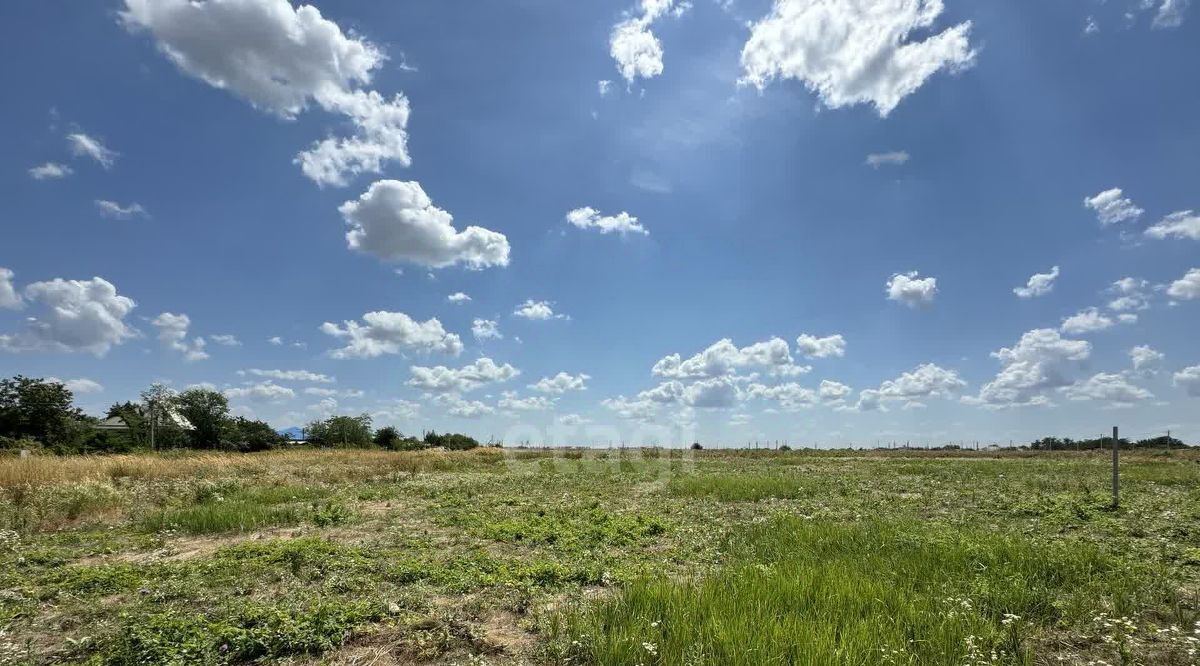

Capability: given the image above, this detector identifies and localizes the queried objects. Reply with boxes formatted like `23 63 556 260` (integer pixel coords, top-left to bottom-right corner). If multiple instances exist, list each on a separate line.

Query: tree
175 388 229 449
374 426 424 451
139 383 180 450
222 417 286 452
422 430 479 450
306 414 373 448
0 376 88 451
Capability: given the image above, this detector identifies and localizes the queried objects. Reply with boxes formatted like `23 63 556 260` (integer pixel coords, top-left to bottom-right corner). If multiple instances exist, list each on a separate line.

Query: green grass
2 448 1199 664
558 517 1177 665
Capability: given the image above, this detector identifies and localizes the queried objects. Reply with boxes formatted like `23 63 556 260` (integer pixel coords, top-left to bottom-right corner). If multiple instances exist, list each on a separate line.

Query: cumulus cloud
609 0 688 83
340 180 510 269
472 318 502 340
865 151 909 168
653 337 798 379
1166 268 1200 300
0 276 137 356
1083 188 1143 225
407 357 519 393
565 207 648 236
740 0 976 116
1175 365 1200 396
152 312 209 361
1152 0 1190 28
321 311 463 358
967 328 1091 408
95 200 149 220
886 271 937 307
224 381 295 402
795 333 845 359
1063 372 1153 406
435 394 495 418
1060 307 1117 335
1145 211 1200 241
1013 266 1059 299
1106 278 1151 312
513 300 568 320
121 0 409 186
29 163 73 180
684 376 741 408
67 132 117 168
530 372 590 394
818 379 852 402
602 395 659 422
245 368 334 383
1129 345 1164 375
877 363 966 400
746 381 816 410
447 292 471 303
0 269 21 309
498 391 554 411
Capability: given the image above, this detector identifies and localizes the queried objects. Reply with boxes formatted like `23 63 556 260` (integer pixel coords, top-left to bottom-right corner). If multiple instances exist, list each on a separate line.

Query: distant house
95 415 131 432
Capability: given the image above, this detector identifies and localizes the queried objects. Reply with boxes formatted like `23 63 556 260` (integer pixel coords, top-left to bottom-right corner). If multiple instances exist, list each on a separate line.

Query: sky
2 0 1199 447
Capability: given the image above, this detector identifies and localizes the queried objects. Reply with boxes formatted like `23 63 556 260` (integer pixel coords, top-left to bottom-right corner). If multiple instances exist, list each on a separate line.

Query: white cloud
0 268 21 309
1166 268 1200 301
46 377 105 394
740 0 976 117
557 413 591 426
1106 277 1151 312
602 395 659 422
1083 188 1143 225
267 336 283 345
968 328 1091 408
121 0 409 186
598 79 613 96
565 207 648 236
209 334 241 346
432 393 495 418
854 389 882 412
321 311 463 358
1152 0 1190 28
224 381 295 402
152 312 209 361
639 380 685 404
29 163 73 180
472 318 502 340
0 276 137 356
682 376 740 408
407 357 519 393
1063 372 1153 406
886 271 937 307
447 292 471 303
245 368 334 383
1129 345 1164 374
610 0 686 83
795 333 845 359
67 133 117 168
1084 15 1099 34
372 399 421 423
1174 365 1200 397
530 372 591 394
340 180 510 269
1013 266 1059 299
865 151 909 168
877 363 966 400
95 200 149 219
653 337 798 379
1060 307 1115 335
745 381 816 410
1145 210 1200 241
498 391 554 411
818 379 851 402
513 300 568 320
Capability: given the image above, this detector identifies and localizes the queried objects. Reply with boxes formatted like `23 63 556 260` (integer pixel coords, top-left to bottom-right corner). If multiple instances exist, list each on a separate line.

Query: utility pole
1111 426 1119 509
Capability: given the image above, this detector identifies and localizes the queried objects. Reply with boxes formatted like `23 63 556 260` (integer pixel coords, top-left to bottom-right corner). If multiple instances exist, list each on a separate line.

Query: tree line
0 375 479 455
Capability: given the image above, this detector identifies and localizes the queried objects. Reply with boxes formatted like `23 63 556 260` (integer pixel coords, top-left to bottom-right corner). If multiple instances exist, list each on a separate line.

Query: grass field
1 447 1198 665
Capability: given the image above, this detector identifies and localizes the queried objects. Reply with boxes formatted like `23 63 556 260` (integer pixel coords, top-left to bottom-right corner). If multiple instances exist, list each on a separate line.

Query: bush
690 442 703 450
373 427 424 451
423 431 479 450
222 417 287 452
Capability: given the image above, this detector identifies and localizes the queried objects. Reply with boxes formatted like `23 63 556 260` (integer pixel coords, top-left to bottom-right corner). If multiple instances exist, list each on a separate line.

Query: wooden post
1111 426 1119 508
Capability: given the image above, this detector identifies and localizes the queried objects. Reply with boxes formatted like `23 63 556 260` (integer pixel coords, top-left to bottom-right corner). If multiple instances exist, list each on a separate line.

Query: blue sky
2 0 1199 446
